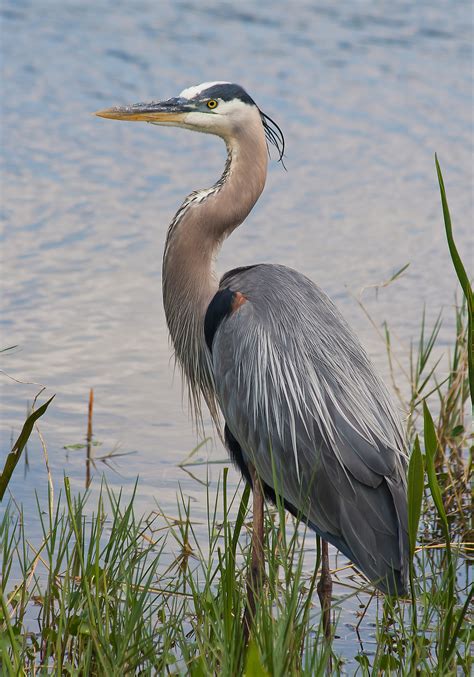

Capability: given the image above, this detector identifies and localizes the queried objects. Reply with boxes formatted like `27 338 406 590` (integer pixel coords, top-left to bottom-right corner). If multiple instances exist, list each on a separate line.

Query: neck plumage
162 118 268 426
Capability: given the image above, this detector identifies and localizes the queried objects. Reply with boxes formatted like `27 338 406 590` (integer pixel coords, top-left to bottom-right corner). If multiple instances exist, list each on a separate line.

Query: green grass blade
445 583 474 666
435 154 474 405
423 402 449 540
407 436 424 560
244 639 270 676
423 401 457 666
0 395 55 500
231 482 250 558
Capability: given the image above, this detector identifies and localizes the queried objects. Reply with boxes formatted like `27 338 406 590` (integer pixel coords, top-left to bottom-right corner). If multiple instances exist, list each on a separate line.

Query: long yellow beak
95 97 193 123
95 108 187 123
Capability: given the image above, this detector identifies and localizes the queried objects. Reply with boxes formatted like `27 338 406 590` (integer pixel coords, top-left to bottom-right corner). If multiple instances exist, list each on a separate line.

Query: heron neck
162 121 268 422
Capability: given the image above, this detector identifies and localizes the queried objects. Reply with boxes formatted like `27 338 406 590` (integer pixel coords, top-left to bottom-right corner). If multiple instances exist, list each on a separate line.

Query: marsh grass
0 441 471 674
1 160 472 674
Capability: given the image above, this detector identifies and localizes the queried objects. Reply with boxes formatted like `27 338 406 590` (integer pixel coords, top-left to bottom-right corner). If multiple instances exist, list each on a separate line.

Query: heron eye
207 99 218 109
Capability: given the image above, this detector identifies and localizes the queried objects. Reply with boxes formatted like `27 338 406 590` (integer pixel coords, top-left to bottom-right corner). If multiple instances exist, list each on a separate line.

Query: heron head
95 81 285 162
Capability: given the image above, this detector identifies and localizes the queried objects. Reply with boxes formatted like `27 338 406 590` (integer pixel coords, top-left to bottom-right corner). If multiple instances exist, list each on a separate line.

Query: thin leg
317 539 333 641
243 463 264 641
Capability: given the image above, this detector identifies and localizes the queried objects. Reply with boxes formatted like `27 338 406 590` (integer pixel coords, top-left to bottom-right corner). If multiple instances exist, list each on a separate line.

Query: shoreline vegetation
1 160 472 674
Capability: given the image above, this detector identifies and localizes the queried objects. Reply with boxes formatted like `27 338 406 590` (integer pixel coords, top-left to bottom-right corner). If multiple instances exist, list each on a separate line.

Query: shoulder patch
231 291 247 312
204 288 247 353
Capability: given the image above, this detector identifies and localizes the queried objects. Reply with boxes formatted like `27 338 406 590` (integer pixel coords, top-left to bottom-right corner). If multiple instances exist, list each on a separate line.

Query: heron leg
317 539 333 641
243 463 264 640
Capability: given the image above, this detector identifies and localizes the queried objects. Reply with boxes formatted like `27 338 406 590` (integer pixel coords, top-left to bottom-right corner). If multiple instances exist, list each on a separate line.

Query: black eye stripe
198 83 255 104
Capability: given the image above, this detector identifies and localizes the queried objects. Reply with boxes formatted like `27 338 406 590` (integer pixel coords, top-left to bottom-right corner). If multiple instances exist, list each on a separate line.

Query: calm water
1 0 472 667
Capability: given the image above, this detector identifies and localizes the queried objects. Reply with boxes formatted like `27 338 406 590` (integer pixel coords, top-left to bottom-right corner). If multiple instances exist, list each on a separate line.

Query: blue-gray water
1 0 472 668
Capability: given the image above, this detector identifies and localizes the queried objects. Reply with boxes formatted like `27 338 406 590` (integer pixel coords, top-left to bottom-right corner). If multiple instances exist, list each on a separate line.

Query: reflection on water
1 0 472 667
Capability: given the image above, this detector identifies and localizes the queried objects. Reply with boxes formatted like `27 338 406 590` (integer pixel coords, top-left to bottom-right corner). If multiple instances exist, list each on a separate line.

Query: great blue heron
96 81 408 635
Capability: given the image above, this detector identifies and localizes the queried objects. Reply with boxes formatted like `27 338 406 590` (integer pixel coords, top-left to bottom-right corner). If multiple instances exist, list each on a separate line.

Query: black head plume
259 109 286 169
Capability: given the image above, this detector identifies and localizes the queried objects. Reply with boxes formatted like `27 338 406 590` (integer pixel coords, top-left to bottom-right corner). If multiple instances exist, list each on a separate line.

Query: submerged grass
1 160 472 674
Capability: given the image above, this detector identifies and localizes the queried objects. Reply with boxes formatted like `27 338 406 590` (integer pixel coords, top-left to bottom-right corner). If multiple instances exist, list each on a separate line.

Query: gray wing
211 264 408 594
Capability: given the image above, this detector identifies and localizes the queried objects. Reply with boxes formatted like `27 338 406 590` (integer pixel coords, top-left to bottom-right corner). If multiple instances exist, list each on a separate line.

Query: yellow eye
207 99 218 109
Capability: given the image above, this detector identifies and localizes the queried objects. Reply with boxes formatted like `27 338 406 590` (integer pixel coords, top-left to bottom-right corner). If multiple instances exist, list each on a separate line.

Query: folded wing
211 264 408 594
